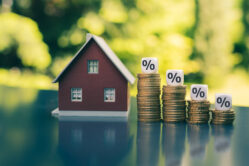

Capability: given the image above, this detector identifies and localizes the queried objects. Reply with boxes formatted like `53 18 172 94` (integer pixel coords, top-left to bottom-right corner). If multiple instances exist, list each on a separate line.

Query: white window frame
71 88 82 102
88 60 99 74
104 88 115 102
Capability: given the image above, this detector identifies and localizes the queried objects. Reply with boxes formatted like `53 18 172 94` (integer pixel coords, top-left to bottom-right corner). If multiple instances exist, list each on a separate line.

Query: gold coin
212 113 235 116
137 99 160 102
163 100 186 104
137 102 161 105
164 107 186 110
138 78 161 82
163 118 186 122
163 119 185 123
137 95 160 99
137 73 160 78
163 85 187 89
162 97 186 100
211 110 235 114
138 115 161 119
188 100 210 104
163 112 186 115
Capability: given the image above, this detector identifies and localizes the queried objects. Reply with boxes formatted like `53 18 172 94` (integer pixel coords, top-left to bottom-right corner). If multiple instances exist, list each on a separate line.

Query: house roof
53 33 135 84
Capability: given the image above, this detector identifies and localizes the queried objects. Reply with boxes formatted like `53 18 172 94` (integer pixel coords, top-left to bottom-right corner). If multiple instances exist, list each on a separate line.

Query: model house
52 33 135 117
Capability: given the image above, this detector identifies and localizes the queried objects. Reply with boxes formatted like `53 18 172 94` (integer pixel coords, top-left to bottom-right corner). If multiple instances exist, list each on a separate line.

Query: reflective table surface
0 86 249 166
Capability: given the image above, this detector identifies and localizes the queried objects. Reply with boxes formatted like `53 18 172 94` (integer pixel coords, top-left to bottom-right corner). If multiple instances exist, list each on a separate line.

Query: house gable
57 39 128 84
53 33 135 84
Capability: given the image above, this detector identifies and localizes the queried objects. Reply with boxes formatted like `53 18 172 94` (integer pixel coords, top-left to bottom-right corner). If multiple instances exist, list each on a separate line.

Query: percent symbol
142 60 155 70
167 72 181 83
217 97 231 108
192 87 205 98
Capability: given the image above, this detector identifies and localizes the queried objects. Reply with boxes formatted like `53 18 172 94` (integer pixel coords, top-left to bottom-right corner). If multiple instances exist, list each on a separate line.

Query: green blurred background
0 0 249 106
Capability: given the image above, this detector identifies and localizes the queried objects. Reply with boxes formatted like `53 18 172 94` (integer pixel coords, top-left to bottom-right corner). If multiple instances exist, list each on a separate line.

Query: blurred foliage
0 0 249 105
0 12 51 70
194 0 242 87
235 0 249 71
0 68 54 89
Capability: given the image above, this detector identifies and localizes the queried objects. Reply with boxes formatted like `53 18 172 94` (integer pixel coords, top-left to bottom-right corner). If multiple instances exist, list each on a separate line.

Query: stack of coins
137 73 161 122
211 110 235 125
162 85 187 122
187 100 210 124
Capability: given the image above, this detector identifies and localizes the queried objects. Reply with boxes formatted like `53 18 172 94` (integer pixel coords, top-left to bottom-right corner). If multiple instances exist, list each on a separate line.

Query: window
104 88 115 102
88 60 99 73
71 88 82 102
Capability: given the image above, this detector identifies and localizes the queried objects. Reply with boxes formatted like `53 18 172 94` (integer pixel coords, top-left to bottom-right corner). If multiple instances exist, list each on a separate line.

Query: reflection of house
58 119 132 166
52 33 135 117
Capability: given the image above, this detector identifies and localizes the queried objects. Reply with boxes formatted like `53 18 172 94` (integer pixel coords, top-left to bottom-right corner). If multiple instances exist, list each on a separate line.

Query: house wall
58 39 128 111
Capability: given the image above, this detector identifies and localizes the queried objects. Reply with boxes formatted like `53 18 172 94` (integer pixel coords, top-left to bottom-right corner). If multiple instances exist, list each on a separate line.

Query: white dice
215 93 232 111
191 84 208 101
141 57 158 73
166 69 184 86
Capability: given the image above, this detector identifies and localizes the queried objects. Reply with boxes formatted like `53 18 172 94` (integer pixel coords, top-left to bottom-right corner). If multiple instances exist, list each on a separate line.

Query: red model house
52 33 135 117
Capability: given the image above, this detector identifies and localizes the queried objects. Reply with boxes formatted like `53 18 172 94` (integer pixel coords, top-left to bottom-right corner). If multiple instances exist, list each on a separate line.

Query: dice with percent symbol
191 84 208 101
215 93 232 111
166 69 184 86
141 57 158 74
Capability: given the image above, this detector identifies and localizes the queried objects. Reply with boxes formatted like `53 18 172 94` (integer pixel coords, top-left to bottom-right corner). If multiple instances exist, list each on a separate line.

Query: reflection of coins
137 73 161 122
186 120 208 124
162 85 186 122
187 100 210 124
211 109 235 124
138 118 161 122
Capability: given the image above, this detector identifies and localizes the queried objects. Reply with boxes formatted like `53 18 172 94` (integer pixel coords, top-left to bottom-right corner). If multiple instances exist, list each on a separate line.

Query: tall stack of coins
162 85 187 122
187 100 210 124
211 110 235 124
137 73 161 122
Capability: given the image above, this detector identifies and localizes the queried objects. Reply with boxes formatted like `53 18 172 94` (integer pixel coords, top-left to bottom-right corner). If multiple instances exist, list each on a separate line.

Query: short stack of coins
211 110 235 124
137 73 161 122
162 70 186 122
162 85 187 122
187 84 210 124
187 100 210 124
137 57 161 121
211 94 235 124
